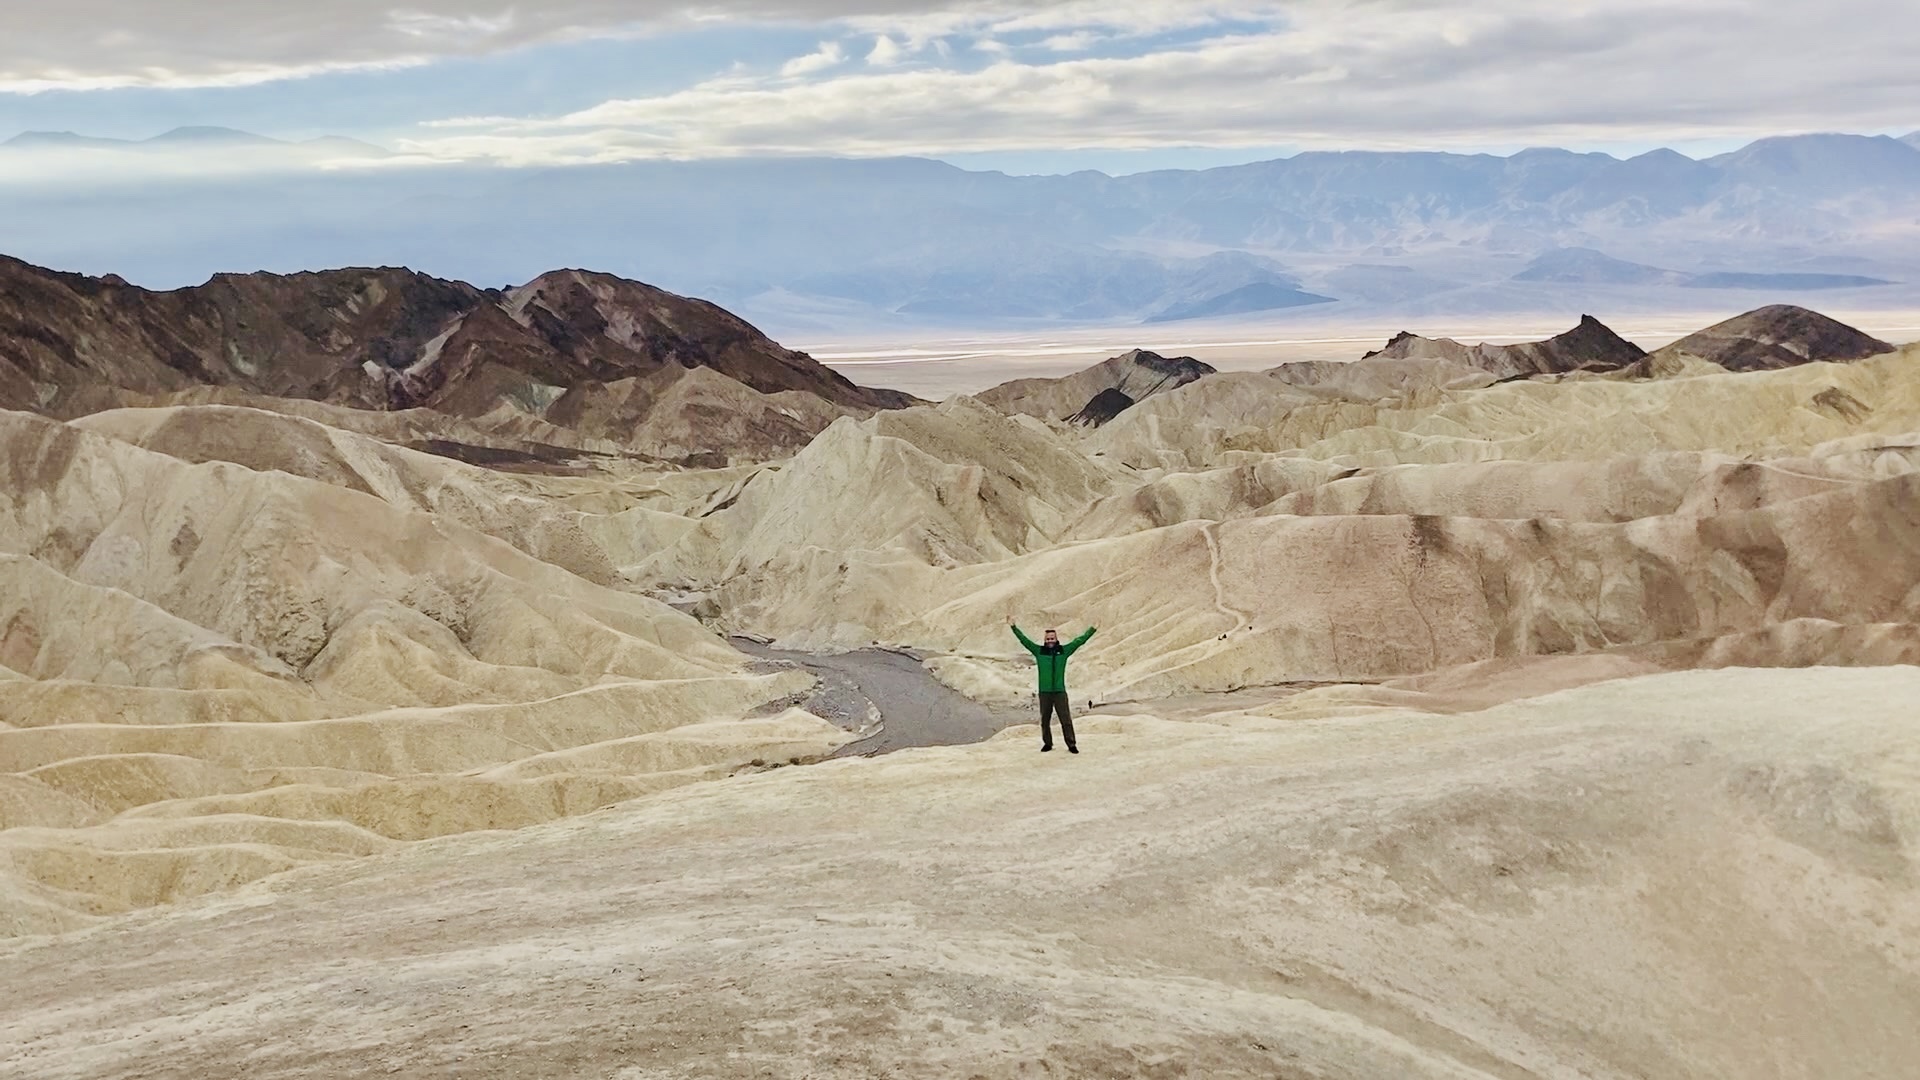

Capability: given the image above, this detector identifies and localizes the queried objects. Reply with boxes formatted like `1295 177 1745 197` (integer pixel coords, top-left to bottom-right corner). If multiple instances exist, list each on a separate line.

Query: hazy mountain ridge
2 131 1918 327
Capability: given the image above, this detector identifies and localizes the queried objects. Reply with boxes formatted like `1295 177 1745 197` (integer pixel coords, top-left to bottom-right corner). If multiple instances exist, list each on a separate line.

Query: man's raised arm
1010 621 1041 654
1063 626 1097 655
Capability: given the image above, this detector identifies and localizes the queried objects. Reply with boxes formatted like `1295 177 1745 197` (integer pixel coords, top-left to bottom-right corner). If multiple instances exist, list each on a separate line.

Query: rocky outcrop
977 349 1216 422
1362 314 1648 378
1640 305 1896 372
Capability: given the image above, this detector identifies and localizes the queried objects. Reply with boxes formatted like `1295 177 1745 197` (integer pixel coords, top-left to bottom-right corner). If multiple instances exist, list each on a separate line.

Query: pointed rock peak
1555 313 1634 341
1543 315 1648 363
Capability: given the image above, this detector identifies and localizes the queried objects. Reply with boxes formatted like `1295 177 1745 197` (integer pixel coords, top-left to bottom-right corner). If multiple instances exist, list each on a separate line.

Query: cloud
0 2 1244 92
782 42 848 76
398 0 1920 162
1040 31 1104 53
7 0 1918 172
387 10 521 41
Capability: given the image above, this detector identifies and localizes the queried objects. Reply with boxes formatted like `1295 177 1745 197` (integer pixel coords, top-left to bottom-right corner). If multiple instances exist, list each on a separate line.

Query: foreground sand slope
2 667 1914 1079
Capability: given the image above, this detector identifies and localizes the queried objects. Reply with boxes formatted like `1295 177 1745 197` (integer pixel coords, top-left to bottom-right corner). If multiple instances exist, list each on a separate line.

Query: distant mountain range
2 129 1917 331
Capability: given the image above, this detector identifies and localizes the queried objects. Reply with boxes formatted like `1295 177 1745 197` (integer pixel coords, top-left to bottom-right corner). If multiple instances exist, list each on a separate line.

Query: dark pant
1038 691 1075 749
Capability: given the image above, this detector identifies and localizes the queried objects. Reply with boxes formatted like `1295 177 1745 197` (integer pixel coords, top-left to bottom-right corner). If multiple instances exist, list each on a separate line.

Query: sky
0 1 1917 176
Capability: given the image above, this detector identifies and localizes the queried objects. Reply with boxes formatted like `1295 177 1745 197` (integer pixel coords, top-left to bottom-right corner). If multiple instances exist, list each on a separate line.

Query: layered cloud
2 1 1916 163
0 2 1235 91
404 0 1920 161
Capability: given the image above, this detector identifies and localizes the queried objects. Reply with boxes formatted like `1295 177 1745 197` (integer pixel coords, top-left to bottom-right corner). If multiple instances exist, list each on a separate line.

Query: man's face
1043 630 1059 646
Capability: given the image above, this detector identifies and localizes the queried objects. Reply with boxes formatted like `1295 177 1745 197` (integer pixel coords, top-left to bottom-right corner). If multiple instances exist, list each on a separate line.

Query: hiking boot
1068 746 1079 754
1040 745 1053 752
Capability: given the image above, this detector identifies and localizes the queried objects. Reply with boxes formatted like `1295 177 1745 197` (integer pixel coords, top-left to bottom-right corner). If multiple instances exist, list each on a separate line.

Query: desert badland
0 249 1916 1077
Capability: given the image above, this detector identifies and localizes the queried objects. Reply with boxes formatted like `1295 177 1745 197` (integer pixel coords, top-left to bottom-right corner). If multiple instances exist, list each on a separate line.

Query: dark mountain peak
1656 305 1896 372
1549 314 1646 355
1115 349 1217 381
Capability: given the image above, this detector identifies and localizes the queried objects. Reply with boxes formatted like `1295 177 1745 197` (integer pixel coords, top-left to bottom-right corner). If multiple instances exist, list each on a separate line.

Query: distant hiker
1008 616 1095 754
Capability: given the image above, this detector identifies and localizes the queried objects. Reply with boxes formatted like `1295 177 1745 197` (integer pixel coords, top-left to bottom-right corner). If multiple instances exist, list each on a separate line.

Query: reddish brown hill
0 257 914 420
1644 305 1896 372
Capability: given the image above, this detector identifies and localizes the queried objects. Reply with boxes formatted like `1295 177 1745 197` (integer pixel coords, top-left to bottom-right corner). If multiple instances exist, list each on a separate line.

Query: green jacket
1012 625 1095 694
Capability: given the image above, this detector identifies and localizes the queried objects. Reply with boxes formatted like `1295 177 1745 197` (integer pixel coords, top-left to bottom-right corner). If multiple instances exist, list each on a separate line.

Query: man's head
1043 629 1060 646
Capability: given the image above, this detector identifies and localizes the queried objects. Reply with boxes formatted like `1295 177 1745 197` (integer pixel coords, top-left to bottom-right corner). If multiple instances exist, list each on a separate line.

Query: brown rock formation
0 256 916 457
1641 304 1896 372
1362 314 1648 378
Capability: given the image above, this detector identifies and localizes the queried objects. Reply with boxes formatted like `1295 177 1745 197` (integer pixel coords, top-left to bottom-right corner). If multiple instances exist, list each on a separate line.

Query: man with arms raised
1008 616 1096 754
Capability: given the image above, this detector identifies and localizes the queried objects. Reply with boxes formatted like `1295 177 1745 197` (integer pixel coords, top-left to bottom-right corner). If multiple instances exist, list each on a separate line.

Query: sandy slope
0 409 848 935
1090 344 1920 470
617 349 1920 705
2 667 1914 1078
